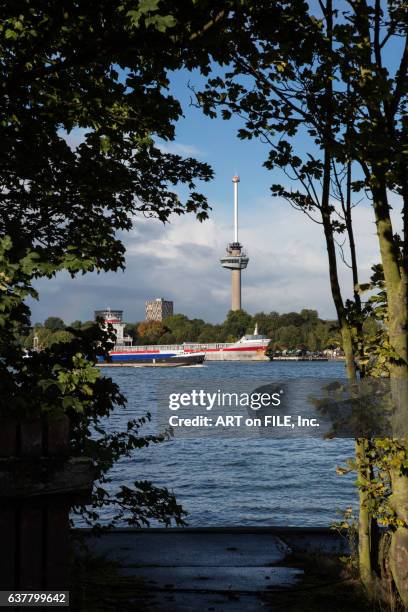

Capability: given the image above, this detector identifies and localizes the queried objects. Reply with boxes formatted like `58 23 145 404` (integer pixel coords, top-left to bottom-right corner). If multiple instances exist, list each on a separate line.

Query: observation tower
220 176 249 311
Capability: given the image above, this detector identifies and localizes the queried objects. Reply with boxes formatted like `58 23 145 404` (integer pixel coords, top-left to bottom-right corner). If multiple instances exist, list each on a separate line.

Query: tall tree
0 0 232 528
334 2 408 601
195 0 408 600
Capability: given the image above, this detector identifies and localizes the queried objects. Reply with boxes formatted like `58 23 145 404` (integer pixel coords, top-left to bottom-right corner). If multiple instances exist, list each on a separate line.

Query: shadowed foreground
73 527 372 611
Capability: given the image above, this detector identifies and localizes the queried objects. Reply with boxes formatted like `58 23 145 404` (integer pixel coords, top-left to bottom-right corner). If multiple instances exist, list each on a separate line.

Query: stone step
88 532 292 568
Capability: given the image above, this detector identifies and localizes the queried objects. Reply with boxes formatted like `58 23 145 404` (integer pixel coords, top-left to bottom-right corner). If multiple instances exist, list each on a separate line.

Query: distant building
145 298 173 322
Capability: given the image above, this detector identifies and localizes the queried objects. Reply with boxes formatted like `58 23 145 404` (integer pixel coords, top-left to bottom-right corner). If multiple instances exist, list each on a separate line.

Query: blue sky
29 33 403 326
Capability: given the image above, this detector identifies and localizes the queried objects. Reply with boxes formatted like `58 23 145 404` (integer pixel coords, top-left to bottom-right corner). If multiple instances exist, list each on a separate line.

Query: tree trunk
321 151 376 589
372 179 408 605
356 438 379 593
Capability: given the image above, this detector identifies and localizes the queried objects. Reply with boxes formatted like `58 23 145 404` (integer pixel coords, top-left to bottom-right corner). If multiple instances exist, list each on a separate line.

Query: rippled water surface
83 361 357 527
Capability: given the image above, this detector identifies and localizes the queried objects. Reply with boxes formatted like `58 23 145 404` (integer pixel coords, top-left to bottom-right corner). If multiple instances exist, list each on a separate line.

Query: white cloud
29 191 401 324
156 141 205 157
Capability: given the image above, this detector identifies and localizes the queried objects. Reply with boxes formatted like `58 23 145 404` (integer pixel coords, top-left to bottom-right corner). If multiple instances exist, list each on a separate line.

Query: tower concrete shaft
231 269 242 310
220 176 249 311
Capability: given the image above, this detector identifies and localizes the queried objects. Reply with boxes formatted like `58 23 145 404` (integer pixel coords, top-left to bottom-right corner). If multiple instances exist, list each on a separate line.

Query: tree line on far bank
24 308 378 353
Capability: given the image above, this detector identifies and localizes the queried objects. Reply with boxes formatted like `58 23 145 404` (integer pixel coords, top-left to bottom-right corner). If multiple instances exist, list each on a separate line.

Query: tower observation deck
220 176 249 311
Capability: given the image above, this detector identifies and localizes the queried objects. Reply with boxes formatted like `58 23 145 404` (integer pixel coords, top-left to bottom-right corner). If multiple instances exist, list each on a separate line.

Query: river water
85 360 357 527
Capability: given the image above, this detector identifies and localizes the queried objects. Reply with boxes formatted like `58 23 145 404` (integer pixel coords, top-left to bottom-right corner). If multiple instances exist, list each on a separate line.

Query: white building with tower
220 176 249 311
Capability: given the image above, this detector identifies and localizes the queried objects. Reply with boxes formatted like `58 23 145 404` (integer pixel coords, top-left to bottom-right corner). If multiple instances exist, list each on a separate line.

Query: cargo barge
182 324 270 361
97 351 205 367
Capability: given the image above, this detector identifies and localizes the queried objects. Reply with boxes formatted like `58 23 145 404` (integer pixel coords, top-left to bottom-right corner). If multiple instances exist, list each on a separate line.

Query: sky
28 63 402 326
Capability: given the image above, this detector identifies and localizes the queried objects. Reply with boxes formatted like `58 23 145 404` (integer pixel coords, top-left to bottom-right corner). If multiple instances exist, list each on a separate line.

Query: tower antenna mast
233 175 239 243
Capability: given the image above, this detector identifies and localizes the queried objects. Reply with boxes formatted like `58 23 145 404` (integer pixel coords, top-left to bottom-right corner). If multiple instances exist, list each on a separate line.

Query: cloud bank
29 189 392 325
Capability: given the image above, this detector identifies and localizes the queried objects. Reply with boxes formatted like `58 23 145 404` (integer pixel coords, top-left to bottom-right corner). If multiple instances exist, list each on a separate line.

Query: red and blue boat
95 309 269 366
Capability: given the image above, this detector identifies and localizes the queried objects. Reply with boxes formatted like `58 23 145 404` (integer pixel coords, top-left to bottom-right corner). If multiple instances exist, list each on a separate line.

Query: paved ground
83 528 348 611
